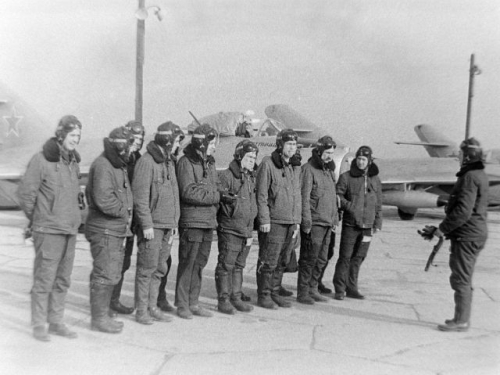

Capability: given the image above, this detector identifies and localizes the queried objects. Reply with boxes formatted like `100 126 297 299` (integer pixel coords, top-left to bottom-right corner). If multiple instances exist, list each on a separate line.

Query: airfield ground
0 207 499 375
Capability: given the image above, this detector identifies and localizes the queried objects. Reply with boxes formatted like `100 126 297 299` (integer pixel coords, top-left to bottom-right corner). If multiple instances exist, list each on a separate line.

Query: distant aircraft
183 107 353 182
199 105 500 220
396 123 500 164
1 86 499 221
395 124 459 158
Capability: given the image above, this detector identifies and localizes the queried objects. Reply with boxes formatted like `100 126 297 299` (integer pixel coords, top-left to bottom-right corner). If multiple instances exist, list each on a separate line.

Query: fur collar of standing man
348 145 379 178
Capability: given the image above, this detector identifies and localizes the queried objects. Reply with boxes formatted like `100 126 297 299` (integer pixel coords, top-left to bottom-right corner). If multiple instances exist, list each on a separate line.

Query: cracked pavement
0 207 499 375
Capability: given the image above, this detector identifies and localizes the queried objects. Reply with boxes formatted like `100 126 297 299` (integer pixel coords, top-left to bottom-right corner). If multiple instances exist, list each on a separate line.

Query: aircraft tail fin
396 124 459 158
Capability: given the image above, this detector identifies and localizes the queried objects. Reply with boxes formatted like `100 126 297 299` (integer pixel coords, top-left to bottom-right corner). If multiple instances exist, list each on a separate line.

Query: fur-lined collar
271 150 287 169
42 137 81 163
146 141 170 164
103 138 127 169
183 143 215 178
183 143 215 165
228 159 258 180
457 160 484 177
349 159 379 177
309 149 336 172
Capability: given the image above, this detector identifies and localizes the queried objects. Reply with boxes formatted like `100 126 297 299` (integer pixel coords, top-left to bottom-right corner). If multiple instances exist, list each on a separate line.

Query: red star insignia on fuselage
3 106 23 137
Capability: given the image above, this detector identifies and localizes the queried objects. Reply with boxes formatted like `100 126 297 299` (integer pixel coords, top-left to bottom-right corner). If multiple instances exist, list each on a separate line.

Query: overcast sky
1 0 499 158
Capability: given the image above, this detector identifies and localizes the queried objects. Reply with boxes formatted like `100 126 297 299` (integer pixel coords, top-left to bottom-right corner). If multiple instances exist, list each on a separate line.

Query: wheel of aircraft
397 208 416 221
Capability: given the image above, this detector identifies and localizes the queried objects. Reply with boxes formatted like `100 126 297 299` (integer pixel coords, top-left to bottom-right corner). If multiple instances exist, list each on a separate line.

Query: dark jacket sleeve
300 165 313 231
92 162 128 218
336 173 350 211
256 160 272 226
177 157 220 206
218 169 231 192
132 156 154 230
17 154 43 221
439 174 477 235
374 176 383 230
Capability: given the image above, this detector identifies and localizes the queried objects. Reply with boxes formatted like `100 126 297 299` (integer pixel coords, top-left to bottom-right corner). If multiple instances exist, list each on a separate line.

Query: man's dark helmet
233 139 259 161
155 121 182 152
355 145 373 160
276 129 298 150
124 120 145 136
191 123 218 152
108 126 133 152
315 136 336 156
460 137 483 165
172 124 185 142
55 115 82 142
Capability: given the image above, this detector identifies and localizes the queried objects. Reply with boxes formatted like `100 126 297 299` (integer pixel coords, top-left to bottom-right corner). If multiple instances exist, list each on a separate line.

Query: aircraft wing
265 104 318 134
378 157 459 185
186 112 249 137
394 141 451 147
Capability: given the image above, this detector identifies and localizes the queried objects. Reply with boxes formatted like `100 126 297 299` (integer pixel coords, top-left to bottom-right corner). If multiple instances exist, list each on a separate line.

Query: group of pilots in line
18 114 488 341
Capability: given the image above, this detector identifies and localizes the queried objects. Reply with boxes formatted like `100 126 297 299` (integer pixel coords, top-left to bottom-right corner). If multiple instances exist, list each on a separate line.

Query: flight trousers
297 225 331 297
175 228 213 309
87 232 126 286
111 234 135 302
215 231 251 301
31 232 76 327
449 239 485 324
333 225 371 294
256 223 295 298
135 228 173 312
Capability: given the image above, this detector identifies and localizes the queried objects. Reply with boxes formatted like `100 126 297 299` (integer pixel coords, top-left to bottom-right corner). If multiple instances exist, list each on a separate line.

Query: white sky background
1 0 499 158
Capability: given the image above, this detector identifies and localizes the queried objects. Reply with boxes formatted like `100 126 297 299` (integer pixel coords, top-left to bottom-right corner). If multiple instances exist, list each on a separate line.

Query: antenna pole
465 54 481 140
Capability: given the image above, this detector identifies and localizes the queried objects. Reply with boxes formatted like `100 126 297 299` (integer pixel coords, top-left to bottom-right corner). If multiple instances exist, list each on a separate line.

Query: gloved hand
78 191 86 210
418 225 441 241
220 191 237 205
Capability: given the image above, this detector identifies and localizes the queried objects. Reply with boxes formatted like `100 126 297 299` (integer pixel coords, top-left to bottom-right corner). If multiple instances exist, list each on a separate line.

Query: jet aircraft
195 104 500 220
1 85 499 221
396 123 500 164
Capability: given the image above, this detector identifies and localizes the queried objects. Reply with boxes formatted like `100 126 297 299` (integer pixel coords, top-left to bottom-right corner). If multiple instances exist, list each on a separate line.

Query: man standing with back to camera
422 138 488 332
255 129 301 310
333 145 382 301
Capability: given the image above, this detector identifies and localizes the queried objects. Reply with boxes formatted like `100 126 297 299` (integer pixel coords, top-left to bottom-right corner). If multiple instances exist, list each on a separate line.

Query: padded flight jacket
337 160 382 230
18 137 82 235
256 150 301 226
217 160 258 238
301 150 338 232
439 161 488 241
85 138 133 237
133 141 180 230
177 144 220 229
